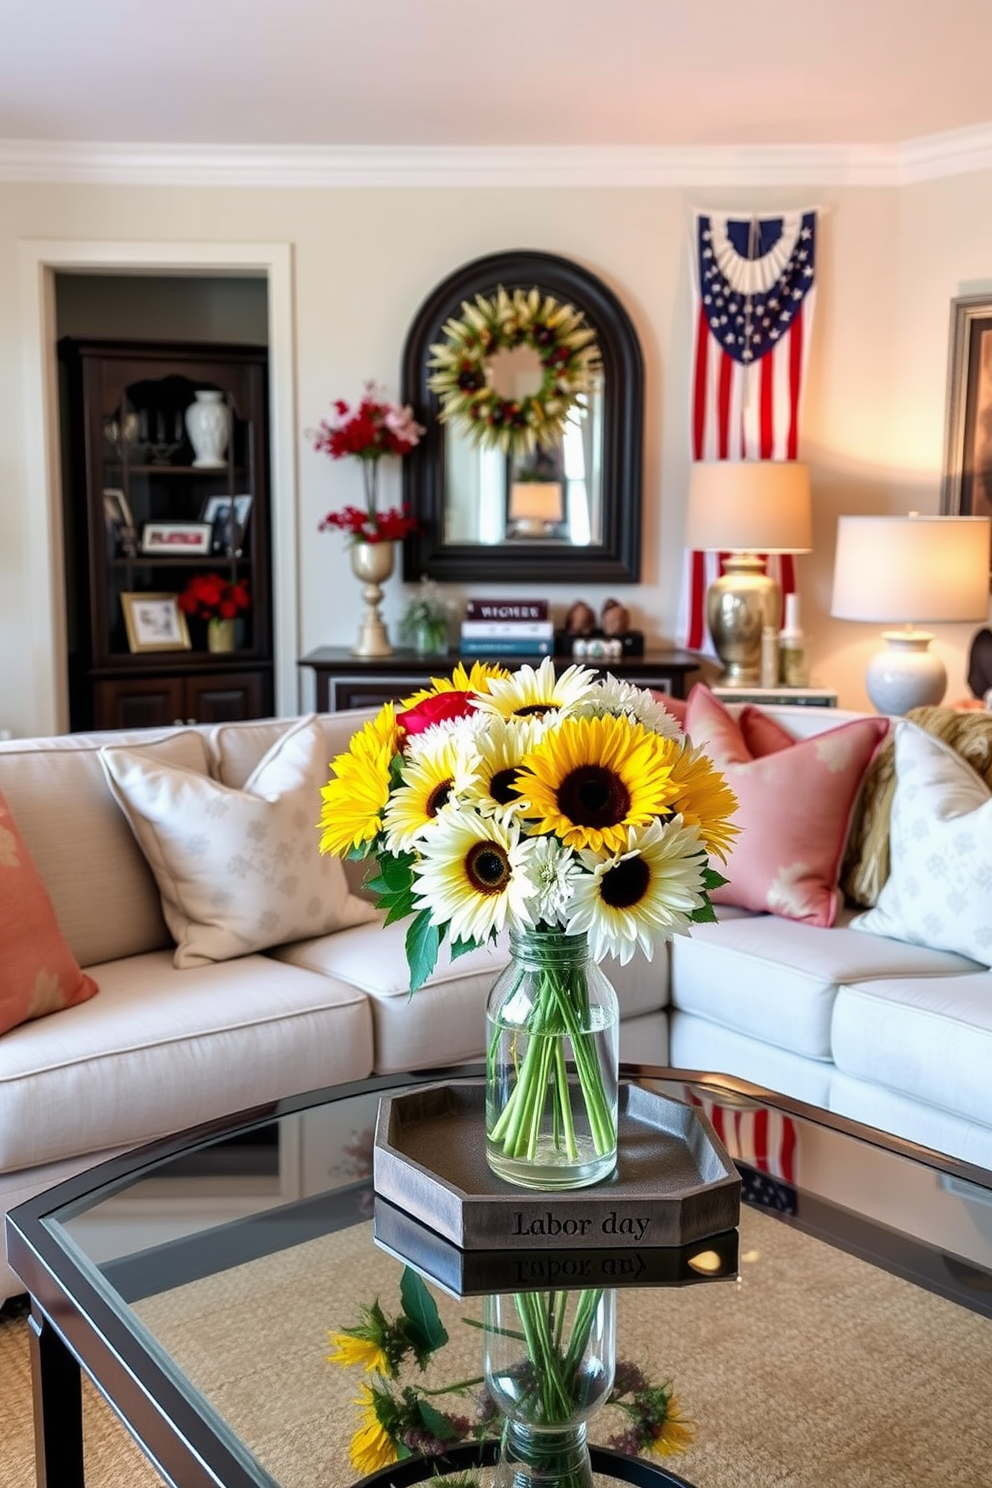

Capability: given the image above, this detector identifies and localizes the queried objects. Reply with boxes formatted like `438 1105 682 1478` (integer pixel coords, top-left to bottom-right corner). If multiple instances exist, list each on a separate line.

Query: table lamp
685 461 813 684
508 480 564 537
830 512 992 714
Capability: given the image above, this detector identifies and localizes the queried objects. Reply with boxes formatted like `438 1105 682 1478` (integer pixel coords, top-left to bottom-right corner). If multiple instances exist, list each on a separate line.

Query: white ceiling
2 0 991 151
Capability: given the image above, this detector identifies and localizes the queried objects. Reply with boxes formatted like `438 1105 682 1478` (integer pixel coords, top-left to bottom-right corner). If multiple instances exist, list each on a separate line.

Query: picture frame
140 522 213 556
120 592 191 653
103 488 138 559
200 494 252 554
941 295 992 555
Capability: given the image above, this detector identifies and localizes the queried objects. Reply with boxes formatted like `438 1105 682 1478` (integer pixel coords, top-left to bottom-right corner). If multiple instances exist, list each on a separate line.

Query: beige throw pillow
100 716 377 968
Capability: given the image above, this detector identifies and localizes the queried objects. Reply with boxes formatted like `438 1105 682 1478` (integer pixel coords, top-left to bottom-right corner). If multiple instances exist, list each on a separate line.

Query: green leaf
447 935 483 962
702 865 729 892
406 910 440 992
690 896 719 924
415 1398 460 1441
367 850 416 896
400 1267 448 1359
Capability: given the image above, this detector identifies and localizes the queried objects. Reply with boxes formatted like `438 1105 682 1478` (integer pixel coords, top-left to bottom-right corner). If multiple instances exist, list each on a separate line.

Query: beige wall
1 173 990 736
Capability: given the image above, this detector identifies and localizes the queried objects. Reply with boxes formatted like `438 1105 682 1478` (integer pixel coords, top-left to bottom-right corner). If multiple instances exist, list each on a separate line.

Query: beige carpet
2 1206 991 1487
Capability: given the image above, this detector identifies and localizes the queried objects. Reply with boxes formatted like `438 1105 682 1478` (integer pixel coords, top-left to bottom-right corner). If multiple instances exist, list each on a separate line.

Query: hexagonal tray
372 1193 740 1297
372 1079 740 1251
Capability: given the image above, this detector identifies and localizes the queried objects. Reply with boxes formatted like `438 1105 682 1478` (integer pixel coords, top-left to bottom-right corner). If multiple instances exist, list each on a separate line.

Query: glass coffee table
7 1064 992 1488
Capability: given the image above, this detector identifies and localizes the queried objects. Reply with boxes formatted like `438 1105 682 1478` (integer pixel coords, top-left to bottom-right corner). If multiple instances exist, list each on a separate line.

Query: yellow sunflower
399 660 508 708
326 1331 389 1374
665 739 739 862
473 655 598 722
349 1386 396 1475
648 1395 695 1456
318 706 398 856
383 733 480 851
516 714 680 854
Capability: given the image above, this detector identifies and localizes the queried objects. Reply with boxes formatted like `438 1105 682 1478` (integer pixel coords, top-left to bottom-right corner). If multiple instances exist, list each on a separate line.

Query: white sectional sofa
2 698 991 1303
0 709 666 1303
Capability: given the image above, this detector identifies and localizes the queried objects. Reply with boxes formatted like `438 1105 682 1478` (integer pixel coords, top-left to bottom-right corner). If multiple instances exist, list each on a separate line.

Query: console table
300 647 703 713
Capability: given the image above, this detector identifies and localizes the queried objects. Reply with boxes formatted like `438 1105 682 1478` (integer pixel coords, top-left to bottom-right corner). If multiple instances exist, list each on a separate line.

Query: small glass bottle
760 626 780 689
779 594 809 687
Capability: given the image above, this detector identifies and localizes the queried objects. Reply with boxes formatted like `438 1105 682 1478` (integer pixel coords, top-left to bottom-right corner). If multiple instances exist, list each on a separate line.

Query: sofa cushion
0 728 208 967
842 704 992 909
828 1071 992 1171
831 971 992 1131
670 908 976 1059
271 916 669 1075
0 789 98 1037
684 686 887 927
852 722 992 965
0 950 374 1172
669 1009 834 1108
100 715 378 969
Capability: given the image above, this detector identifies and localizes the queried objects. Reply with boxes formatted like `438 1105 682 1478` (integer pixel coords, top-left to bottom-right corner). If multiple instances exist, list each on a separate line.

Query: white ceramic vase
185 391 230 469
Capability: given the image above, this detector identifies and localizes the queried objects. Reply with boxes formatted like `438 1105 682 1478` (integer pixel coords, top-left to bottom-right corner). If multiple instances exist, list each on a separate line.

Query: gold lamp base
706 554 781 686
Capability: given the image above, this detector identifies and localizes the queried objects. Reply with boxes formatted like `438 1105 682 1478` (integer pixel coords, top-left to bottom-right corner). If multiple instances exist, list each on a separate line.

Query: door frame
19 238 298 734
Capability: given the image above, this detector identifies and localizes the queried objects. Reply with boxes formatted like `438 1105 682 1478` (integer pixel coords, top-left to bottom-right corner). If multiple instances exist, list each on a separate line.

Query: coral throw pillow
650 691 689 727
0 790 98 1037
684 685 888 926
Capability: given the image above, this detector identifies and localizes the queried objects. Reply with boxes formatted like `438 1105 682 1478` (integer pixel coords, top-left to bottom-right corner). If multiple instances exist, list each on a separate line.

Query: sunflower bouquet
318 657 737 1184
327 1266 695 1479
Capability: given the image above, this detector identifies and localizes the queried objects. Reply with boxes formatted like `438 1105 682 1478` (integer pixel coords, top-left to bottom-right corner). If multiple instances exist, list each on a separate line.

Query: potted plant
178 572 250 653
398 577 450 655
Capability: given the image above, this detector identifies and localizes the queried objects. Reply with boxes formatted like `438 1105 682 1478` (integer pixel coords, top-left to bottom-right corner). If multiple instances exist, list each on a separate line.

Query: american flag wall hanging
676 209 819 655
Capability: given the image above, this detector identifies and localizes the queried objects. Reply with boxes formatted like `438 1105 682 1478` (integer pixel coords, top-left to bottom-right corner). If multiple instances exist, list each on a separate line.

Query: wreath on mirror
426 285 601 457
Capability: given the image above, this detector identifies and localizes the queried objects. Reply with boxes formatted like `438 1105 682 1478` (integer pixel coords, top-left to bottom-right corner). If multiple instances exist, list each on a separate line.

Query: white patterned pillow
852 720 992 965
100 716 377 968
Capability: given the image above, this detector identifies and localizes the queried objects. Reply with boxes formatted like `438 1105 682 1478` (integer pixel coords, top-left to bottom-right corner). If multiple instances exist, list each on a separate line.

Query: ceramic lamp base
865 631 946 715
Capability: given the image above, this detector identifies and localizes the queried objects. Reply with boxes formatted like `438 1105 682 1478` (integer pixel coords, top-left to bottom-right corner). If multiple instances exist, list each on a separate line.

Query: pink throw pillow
0 790 98 1037
684 686 888 926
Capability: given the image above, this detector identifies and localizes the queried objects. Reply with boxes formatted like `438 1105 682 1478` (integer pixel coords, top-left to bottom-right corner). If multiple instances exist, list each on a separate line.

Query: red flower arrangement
178 572 250 621
312 382 425 544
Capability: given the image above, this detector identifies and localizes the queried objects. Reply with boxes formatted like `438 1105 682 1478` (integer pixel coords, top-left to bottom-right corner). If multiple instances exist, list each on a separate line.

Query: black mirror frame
401 249 644 584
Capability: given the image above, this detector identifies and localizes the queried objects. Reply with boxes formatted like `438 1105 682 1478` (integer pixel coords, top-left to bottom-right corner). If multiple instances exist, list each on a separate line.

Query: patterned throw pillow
852 721 992 964
0 789 98 1037
100 715 378 968
684 685 888 927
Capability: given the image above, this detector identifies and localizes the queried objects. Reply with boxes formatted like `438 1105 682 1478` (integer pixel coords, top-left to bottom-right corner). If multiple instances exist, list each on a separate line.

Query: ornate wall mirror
401 250 644 583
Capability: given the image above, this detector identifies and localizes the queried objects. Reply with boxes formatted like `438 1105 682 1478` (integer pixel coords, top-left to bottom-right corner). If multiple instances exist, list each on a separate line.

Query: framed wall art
140 522 213 555
121 592 191 653
941 294 992 551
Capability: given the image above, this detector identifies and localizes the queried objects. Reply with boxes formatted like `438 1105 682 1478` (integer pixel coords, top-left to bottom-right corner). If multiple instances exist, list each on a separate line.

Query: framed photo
103 487 134 530
140 521 213 555
200 494 252 553
941 296 992 570
120 592 191 653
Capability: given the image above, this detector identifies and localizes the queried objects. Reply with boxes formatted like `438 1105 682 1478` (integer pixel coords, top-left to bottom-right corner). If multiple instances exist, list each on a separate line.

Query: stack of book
460 599 554 657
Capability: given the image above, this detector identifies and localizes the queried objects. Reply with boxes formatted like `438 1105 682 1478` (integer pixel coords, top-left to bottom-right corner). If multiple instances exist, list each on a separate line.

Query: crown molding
0 127 990 188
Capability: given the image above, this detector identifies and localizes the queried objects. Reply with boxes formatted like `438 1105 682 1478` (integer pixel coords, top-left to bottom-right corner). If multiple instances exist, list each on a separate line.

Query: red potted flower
178 572 250 652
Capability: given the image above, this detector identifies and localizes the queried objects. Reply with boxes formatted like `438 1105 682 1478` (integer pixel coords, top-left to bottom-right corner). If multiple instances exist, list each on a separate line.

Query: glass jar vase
484 1287 616 1488
486 927 619 1190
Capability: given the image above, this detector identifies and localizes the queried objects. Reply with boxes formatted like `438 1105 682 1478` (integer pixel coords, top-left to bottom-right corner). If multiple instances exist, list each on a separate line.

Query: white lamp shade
508 481 564 523
831 515 991 623
685 461 813 553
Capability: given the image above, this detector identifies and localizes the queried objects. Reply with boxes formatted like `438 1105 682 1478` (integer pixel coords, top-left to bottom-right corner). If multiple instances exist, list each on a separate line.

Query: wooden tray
373 1193 739 1297
372 1079 741 1251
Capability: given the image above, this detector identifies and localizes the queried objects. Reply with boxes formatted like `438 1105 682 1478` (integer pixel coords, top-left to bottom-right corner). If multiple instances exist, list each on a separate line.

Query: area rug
2 1204 991 1488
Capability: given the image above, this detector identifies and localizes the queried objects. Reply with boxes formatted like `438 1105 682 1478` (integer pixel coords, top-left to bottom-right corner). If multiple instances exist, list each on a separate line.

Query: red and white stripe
677 210 817 655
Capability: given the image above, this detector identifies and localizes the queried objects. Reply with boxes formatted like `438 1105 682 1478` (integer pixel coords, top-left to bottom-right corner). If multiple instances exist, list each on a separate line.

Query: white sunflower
518 835 584 928
382 732 481 851
565 817 707 964
472 656 599 724
412 809 539 945
462 715 549 822
587 675 684 740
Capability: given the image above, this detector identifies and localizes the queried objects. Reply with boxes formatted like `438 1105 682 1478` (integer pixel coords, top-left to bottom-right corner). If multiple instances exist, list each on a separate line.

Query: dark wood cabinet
300 648 703 713
59 337 273 732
